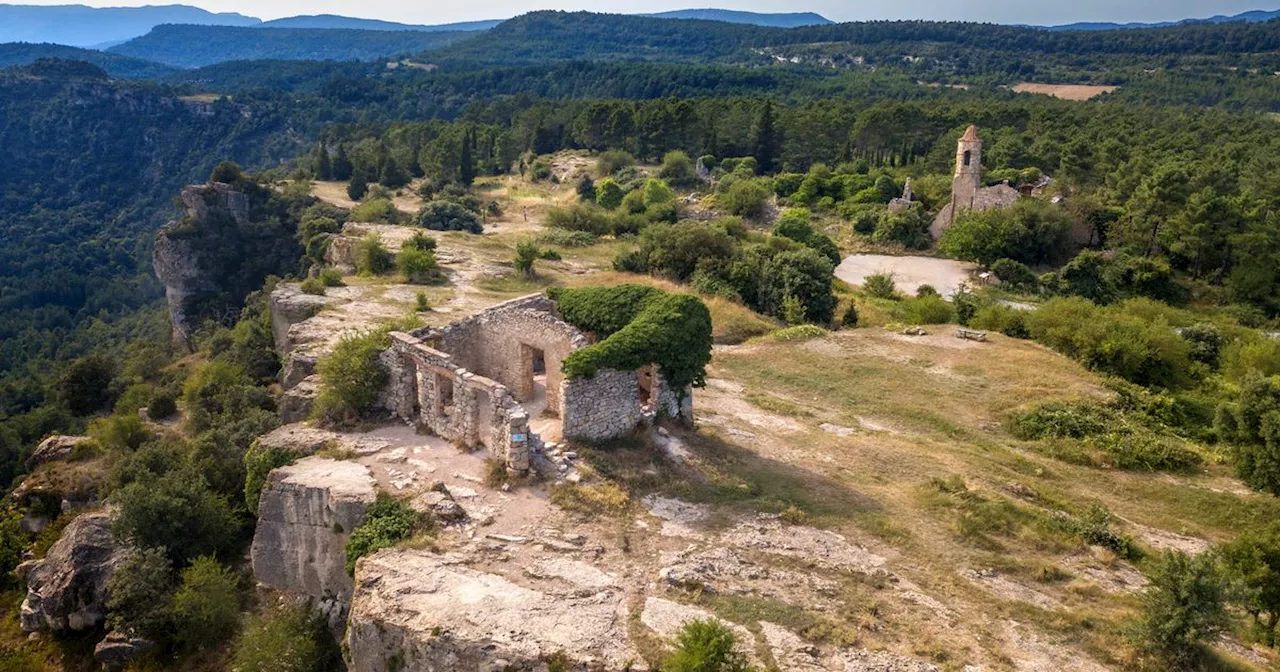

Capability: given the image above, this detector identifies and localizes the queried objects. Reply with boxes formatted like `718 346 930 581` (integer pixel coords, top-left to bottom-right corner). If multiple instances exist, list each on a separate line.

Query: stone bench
957 328 989 342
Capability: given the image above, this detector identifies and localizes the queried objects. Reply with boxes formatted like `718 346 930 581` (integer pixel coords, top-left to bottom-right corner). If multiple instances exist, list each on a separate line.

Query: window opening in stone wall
636 364 656 413
963 150 972 167
435 372 455 416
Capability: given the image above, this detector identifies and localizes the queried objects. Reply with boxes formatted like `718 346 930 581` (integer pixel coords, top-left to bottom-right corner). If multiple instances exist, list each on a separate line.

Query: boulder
250 457 376 606
28 435 91 467
20 511 125 634
93 631 156 672
282 353 318 390
345 550 640 671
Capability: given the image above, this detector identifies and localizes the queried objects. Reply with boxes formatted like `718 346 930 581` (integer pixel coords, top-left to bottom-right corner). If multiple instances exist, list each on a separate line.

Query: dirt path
835 254 977 298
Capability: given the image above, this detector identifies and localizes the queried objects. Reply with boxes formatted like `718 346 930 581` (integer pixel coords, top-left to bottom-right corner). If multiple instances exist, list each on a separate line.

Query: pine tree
332 144 353 181
347 171 368 201
459 128 475 186
753 99 780 175
315 143 332 180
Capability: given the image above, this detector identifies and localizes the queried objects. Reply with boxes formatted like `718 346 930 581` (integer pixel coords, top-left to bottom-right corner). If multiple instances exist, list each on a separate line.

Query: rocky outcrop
94 631 156 672
345 549 640 671
269 284 334 361
279 376 319 423
27 435 91 467
153 182 251 348
250 457 376 606
19 511 125 634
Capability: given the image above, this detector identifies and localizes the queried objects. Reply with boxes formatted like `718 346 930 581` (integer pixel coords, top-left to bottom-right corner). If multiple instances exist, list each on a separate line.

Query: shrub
300 277 326 295
893 295 955 325
404 231 437 252
595 178 626 210
313 330 390 427
596 149 635 177
719 178 771 219
916 284 939 298
774 208 840 266
106 546 174 643
514 240 540 277
991 258 1038 290
416 200 482 233
872 207 932 250
659 150 698 187
1222 337 1280 383
90 413 150 452
1218 524 1280 647
243 440 299 513
621 222 736 281
663 619 751 672
758 325 828 342
397 246 441 284
862 273 898 300
231 605 334 672
552 286 713 393
759 248 838 324
147 392 178 420
575 174 596 202
1133 550 1228 668
318 268 345 287
1026 298 1192 388
348 198 400 224
1180 323 1224 367
537 229 598 247
1010 402 1111 440
621 188 647 215
546 204 613 236
841 302 859 327
346 173 368 201
172 556 241 652
1217 376 1280 495
57 352 115 416
415 292 430 312
111 468 239 566
355 234 394 276
345 494 425 575
181 360 273 433
938 199 1074 266
970 304 1031 338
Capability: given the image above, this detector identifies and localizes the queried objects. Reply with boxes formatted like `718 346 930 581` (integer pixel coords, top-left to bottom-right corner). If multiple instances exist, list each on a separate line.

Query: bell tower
951 124 982 213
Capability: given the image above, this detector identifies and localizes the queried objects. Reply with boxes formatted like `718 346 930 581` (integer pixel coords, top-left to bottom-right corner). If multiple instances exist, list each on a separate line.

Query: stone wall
561 367 692 441
388 333 532 472
250 458 377 606
431 295 587 416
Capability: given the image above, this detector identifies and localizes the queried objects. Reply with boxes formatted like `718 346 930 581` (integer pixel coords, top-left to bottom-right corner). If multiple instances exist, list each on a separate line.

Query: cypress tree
459 128 475 186
753 99 780 175
332 144 353 181
315 143 332 180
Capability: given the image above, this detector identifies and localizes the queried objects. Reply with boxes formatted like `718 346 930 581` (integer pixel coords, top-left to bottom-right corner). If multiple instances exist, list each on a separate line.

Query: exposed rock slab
19 511 125 634
725 515 887 573
346 550 639 671
279 376 319 424
250 457 376 604
28 435 91 467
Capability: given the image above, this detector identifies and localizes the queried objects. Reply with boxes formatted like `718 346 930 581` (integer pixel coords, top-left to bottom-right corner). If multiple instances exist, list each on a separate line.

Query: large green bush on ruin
548 285 713 392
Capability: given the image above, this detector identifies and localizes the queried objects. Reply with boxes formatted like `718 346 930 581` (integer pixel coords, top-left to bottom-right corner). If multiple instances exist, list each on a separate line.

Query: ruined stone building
380 295 692 472
930 124 1021 239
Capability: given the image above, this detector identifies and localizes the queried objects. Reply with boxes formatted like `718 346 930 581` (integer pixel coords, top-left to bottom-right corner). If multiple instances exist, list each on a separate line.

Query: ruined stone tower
930 124 1018 239
951 124 982 214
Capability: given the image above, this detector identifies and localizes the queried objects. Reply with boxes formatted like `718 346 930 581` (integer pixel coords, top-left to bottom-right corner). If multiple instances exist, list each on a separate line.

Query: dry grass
1012 82 1119 100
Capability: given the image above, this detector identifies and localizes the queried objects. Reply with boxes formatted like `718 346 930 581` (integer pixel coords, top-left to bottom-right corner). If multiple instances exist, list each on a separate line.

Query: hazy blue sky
20 0 1275 25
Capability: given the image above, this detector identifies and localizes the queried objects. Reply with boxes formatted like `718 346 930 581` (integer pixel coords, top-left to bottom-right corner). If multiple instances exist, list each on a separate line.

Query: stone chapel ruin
379 294 693 472
929 124 1021 239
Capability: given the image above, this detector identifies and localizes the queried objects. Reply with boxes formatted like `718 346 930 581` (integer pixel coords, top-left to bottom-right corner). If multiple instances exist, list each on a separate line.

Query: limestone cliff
154 178 302 349
153 182 251 348
249 457 376 607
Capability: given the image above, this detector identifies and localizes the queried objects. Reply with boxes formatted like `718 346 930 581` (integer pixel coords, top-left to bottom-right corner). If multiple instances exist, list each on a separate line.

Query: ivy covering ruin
547 285 713 392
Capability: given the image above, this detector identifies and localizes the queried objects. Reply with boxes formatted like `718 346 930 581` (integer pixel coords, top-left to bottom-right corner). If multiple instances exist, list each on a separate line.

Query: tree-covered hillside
0 63 311 426
0 43 175 79
108 24 472 68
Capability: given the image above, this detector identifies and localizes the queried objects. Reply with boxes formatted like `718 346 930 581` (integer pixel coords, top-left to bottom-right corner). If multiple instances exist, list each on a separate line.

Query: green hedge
549 285 712 393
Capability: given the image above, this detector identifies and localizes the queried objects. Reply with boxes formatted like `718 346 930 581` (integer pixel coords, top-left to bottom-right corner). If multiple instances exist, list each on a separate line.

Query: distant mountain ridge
259 14 502 32
1045 8 1280 31
641 9 831 27
0 3 258 47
